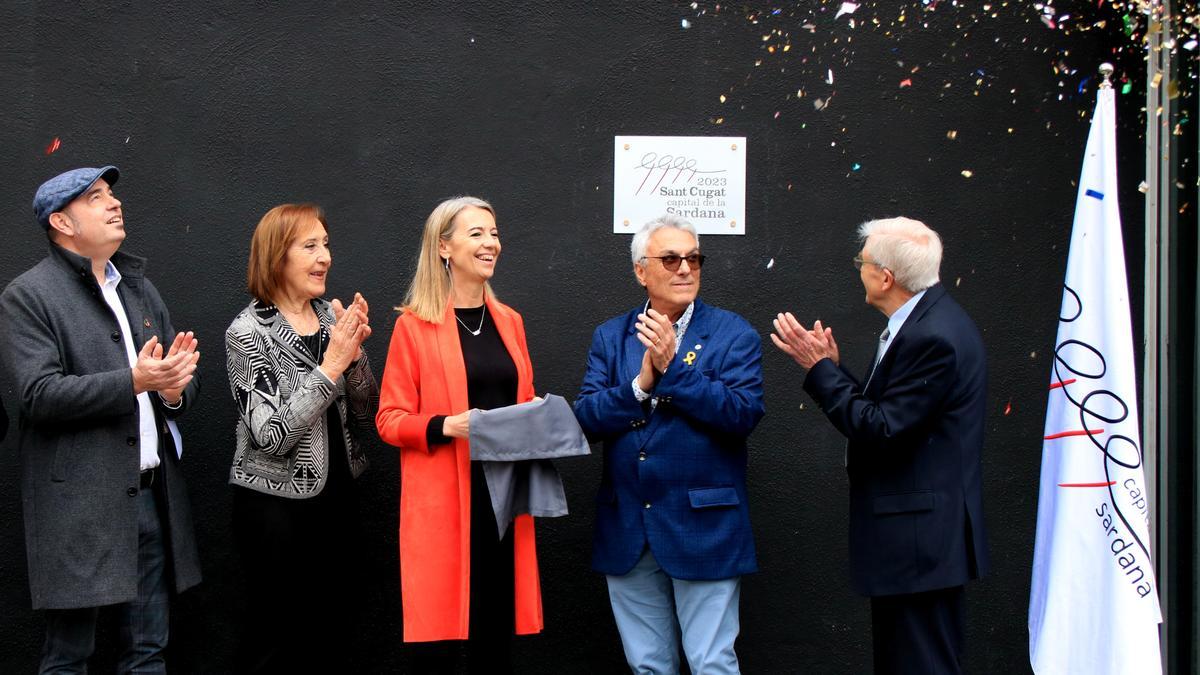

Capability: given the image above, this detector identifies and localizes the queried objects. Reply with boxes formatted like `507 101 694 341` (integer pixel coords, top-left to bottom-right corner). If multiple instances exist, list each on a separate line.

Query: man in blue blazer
771 217 989 674
575 214 765 674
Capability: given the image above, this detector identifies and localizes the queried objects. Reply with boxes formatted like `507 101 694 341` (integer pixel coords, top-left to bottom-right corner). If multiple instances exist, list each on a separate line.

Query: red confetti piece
899 78 913 88
1003 400 1012 415
44 137 61 155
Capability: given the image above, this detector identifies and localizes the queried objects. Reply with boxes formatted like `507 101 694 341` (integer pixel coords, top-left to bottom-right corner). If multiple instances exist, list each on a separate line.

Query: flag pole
1140 2 1174 669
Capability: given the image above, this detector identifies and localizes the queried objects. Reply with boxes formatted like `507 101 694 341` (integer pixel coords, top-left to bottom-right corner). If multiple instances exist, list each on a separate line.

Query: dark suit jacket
575 299 765 580
803 283 989 597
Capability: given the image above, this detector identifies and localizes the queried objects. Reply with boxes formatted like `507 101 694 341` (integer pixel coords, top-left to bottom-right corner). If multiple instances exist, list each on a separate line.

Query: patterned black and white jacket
225 299 378 498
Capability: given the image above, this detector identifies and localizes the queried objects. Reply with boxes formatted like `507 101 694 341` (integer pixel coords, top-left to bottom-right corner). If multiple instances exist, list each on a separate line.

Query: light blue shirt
878 288 927 364
631 301 694 404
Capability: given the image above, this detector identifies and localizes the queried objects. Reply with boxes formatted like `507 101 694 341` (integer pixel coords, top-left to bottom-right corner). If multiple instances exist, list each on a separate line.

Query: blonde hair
400 196 497 322
246 203 327 304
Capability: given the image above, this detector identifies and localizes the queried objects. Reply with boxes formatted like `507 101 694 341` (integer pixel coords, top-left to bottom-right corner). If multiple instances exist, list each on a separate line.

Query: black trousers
232 476 361 675
408 461 515 675
870 585 966 675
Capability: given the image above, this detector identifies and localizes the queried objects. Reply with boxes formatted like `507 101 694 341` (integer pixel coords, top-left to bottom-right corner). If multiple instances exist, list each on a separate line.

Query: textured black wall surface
0 2 1148 672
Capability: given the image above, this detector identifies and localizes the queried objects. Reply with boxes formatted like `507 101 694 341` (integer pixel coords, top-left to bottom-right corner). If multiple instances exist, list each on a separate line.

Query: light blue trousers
605 548 742 675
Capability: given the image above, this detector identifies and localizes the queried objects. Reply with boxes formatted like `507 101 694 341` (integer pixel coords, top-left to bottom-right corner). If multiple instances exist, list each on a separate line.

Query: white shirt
99 262 160 471
878 289 927 365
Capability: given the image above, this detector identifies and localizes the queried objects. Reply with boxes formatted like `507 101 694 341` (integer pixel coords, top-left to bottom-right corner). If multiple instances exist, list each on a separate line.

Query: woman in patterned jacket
224 203 378 673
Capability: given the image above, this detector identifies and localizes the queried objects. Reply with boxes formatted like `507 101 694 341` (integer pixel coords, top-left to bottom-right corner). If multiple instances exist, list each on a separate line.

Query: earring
443 257 450 272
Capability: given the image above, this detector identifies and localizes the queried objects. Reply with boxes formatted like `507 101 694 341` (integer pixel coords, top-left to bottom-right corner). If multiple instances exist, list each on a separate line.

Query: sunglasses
641 253 706 271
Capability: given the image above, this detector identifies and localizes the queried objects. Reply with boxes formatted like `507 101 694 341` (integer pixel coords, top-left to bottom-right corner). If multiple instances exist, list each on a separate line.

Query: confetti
681 18 692 29
899 78 913 87
961 170 974 178
826 69 835 84
851 163 862 171
946 130 958 140
835 2 859 19
44 137 61 155
766 258 775 269
1004 400 1013 416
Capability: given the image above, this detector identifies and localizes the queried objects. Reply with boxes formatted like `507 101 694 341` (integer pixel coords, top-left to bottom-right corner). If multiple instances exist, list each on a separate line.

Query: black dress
410 304 519 675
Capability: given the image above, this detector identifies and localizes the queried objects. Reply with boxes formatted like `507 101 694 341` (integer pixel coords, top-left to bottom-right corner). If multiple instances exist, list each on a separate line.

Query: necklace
455 304 487 336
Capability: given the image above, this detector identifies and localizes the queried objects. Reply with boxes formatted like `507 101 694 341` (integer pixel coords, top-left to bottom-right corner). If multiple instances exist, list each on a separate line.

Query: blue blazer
574 299 765 580
803 283 990 597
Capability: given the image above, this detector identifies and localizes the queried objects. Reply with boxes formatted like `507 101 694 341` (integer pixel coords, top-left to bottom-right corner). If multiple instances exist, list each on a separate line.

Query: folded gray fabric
469 394 591 538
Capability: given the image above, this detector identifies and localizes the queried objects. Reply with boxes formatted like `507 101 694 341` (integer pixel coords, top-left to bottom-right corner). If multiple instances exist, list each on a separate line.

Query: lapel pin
143 318 152 328
684 351 697 366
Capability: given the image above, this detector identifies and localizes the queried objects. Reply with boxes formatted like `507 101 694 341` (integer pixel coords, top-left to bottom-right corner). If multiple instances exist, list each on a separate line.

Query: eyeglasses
641 254 706 271
852 255 885 271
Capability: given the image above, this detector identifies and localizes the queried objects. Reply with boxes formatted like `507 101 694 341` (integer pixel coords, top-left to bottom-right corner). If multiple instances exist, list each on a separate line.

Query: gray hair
630 214 700 264
857 217 942 292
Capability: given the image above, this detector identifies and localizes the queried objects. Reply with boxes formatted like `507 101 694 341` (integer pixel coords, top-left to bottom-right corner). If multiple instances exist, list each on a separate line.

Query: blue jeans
606 548 742 675
40 488 169 674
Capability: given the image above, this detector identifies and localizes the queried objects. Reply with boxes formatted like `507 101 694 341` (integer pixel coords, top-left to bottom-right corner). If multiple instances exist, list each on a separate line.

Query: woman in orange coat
377 196 542 673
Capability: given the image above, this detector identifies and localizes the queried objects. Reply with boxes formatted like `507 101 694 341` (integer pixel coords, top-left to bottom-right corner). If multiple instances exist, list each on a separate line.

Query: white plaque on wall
612 135 746 235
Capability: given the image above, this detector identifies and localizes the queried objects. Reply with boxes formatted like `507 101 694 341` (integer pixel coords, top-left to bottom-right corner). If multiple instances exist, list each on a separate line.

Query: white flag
1028 86 1162 673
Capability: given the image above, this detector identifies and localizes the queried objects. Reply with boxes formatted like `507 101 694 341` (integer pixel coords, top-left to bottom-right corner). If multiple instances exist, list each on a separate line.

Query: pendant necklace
455 304 487 337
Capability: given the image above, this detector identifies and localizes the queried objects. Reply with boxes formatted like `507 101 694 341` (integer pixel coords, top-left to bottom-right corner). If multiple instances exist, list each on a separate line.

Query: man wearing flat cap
0 166 202 673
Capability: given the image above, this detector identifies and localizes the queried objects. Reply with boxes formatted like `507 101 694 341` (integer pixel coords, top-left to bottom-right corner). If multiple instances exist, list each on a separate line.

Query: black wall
0 2 1151 672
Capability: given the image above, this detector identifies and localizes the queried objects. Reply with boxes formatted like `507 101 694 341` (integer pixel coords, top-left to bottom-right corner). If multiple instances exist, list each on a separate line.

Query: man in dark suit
771 217 989 674
575 214 764 674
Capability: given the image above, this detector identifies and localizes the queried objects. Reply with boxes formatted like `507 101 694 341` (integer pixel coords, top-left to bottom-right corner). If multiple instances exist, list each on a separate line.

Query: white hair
857 217 942 292
630 214 699 264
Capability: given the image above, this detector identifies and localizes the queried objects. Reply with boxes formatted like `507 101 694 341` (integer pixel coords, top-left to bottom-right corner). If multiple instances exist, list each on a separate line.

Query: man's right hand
132 333 200 395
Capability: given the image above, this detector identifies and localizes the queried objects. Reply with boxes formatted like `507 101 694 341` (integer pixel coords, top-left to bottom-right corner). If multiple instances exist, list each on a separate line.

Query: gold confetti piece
946 130 958 140
961 170 974 178
719 94 726 103
1151 73 1163 87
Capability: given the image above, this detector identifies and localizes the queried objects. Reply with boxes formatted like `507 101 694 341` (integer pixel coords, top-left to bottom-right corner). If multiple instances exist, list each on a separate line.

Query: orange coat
376 296 543 642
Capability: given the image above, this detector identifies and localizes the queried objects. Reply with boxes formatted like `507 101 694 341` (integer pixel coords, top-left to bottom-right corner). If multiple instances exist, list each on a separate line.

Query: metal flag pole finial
1098 62 1115 88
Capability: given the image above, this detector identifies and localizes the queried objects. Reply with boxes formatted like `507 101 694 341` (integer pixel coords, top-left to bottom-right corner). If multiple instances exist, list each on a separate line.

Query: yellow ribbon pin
683 351 697 366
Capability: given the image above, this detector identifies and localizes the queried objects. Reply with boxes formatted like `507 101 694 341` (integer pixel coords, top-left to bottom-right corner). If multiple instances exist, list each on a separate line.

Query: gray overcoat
0 244 202 610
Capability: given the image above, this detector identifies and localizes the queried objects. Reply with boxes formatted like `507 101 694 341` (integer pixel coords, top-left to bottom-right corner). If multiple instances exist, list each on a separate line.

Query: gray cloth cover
469 394 591 538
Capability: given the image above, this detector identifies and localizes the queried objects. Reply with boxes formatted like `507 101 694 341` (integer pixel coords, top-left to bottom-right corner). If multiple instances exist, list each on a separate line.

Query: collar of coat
47 242 146 286
250 298 335 371
893 282 946 336
872 283 948 375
